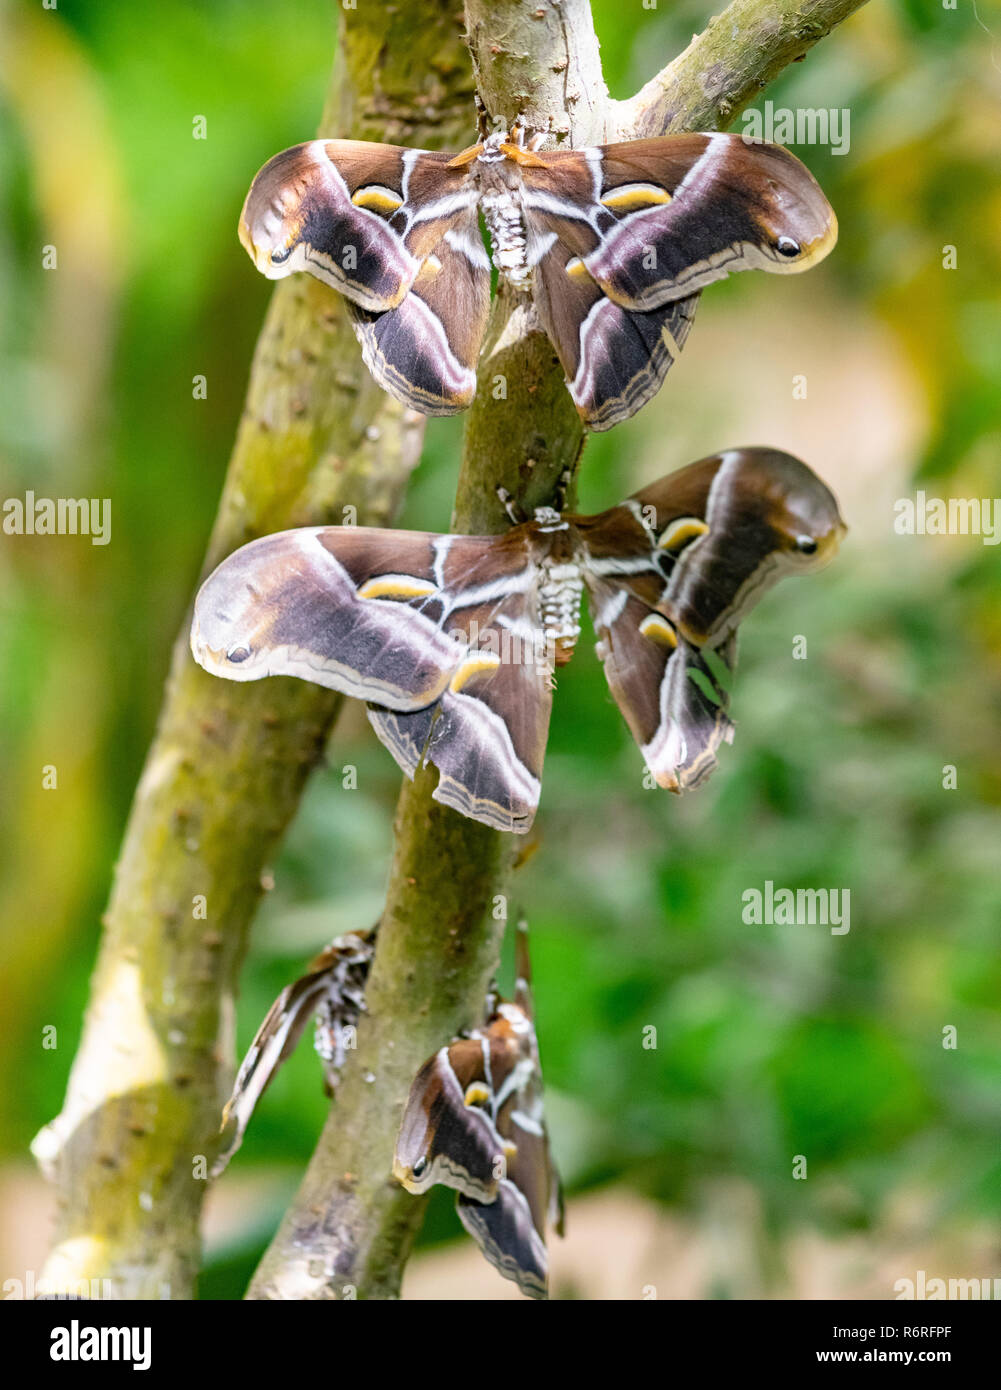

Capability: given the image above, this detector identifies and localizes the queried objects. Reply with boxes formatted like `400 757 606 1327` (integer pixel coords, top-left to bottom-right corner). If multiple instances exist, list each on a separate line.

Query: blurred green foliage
1 0 999 1296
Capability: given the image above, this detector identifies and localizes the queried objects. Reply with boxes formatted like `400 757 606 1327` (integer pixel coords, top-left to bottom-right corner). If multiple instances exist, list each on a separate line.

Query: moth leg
527 131 548 153
496 485 527 526
474 91 491 141
552 468 573 514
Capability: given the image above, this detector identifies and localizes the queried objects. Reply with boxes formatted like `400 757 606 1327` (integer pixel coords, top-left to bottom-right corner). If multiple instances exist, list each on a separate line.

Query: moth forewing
575 134 839 310
191 527 482 709
392 1041 509 1203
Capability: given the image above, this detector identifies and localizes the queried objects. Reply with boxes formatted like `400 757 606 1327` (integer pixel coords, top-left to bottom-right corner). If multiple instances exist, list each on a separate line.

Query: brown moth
393 920 563 1300
191 447 845 834
239 129 837 428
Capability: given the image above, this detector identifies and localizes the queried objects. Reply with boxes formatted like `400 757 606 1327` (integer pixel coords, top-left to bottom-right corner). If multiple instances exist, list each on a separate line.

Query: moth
239 128 837 429
191 447 844 834
212 928 375 1177
393 920 563 1300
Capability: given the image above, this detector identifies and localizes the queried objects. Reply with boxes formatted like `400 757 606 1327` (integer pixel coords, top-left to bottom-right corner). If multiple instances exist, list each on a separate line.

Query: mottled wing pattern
239 139 489 411
212 964 334 1179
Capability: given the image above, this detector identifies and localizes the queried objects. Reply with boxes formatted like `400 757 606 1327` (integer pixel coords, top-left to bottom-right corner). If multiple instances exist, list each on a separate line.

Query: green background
2 0 999 1297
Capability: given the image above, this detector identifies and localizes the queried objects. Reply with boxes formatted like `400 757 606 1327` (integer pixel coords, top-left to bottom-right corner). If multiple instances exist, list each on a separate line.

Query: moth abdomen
537 560 584 663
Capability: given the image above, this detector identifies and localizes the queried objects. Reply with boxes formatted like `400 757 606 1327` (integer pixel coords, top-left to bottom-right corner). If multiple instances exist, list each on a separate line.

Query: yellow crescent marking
356 575 438 601
464 1082 491 1107
449 651 502 692
639 613 678 648
658 517 709 550
564 256 594 282
503 1140 518 1160
350 184 404 214
420 253 443 278
601 182 671 212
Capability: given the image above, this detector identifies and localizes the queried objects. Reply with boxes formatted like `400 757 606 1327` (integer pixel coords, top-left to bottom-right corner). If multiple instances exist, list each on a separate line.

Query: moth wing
367 582 553 834
213 958 340 1178
497 1074 561 1246
589 580 737 791
191 526 501 710
346 206 491 414
580 471 735 790
239 139 475 311
457 1184 550 1300
579 133 837 309
531 235 699 430
393 1039 508 1204
628 447 845 647
582 446 844 788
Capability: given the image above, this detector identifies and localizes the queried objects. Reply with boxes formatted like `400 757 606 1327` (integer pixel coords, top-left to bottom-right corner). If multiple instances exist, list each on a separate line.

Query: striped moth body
191 448 845 834
239 130 837 429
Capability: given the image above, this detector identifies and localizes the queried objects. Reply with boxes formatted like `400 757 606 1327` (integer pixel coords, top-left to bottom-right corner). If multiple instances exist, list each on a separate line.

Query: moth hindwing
191 448 845 832
239 132 836 428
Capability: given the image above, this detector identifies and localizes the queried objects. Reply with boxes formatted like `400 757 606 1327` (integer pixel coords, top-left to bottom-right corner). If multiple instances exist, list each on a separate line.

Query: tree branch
33 0 474 1301
616 0 870 138
246 0 610 1300
248 0 865 1300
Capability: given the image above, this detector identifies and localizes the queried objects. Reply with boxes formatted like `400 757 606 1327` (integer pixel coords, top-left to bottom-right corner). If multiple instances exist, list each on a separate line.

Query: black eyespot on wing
795 535 818 555
227 646 251 663
411 1156 428 1179
776 236 801 258
269 246 292 265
